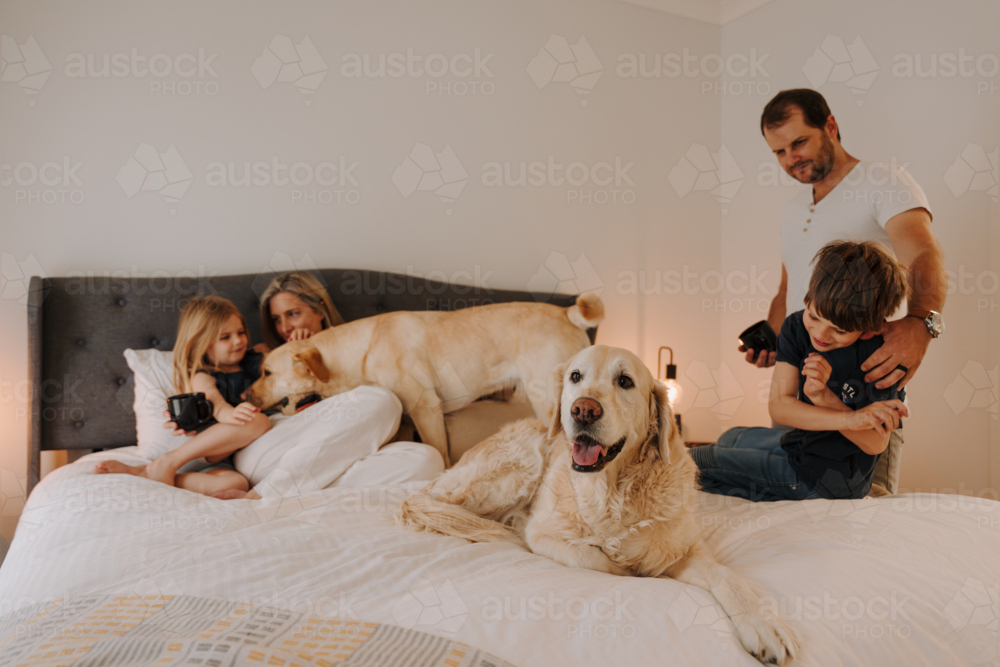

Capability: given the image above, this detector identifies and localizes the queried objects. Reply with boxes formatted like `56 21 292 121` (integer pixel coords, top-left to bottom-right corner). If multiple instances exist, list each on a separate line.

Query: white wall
2 0 997 550
720 0 1000 494
0 0 722 546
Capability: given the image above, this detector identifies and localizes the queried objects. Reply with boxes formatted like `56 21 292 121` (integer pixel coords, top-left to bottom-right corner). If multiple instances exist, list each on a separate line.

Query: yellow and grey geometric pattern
0 596 514 667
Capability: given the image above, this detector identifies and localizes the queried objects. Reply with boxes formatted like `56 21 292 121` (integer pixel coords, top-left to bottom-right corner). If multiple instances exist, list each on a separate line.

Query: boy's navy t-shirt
774 310 904 499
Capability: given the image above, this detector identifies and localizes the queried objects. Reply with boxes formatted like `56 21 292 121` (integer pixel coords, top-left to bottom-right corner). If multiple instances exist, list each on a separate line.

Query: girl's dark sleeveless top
196 350 265 407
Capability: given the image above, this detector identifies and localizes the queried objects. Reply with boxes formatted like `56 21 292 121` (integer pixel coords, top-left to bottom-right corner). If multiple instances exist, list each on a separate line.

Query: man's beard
789 133 836 184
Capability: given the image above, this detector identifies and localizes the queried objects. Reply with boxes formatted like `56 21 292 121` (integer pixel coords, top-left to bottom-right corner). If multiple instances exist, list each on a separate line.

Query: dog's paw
731 612 798 665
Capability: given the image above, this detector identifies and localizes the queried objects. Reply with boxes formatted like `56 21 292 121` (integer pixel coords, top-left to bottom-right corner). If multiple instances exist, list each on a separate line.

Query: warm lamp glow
658 346 683 408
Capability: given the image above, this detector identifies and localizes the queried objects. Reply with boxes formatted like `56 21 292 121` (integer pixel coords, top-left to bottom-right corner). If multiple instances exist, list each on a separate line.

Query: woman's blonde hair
172 295 247 393
259 271 344 349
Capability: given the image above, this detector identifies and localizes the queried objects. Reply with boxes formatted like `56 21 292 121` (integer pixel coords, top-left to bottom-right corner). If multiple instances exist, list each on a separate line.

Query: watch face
927 311 944 337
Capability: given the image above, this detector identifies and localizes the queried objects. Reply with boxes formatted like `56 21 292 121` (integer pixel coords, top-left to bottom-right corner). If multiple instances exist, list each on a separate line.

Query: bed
2 270 998 667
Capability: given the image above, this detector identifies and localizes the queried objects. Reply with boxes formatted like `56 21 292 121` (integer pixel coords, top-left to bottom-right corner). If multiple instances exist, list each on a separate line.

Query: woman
232 271 443 497
257 271 345 352
168 271 443 499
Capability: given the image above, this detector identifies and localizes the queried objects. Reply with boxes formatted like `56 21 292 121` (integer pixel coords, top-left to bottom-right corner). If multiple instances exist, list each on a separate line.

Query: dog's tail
397 494 526 547
567 292 604 330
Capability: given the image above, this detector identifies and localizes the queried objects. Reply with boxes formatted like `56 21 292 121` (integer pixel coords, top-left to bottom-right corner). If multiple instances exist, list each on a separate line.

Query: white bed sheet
1 449 997 667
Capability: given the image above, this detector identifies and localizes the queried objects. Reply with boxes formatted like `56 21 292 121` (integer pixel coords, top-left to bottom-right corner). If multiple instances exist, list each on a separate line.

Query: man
742 89 946 496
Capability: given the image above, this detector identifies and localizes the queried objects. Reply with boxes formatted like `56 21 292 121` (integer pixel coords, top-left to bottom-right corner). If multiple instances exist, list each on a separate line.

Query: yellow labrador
245 295 603 467
399 345 798 664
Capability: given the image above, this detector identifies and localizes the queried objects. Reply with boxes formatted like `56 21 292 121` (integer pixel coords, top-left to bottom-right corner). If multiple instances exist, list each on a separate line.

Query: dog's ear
650 381 677 464
547 363 566 439
293 346 330 383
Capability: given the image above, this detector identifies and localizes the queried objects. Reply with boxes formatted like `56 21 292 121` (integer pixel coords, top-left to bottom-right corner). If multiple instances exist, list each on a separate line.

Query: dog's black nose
571 398 602 425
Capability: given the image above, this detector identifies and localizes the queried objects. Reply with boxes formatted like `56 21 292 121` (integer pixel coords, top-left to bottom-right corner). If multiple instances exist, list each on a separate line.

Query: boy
690 240 910 501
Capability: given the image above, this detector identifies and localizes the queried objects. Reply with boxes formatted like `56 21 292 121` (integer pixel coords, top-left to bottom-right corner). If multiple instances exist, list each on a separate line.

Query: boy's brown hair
803 240 908 333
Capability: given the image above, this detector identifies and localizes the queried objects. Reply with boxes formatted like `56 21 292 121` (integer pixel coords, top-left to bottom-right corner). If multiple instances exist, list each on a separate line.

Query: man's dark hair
760 88 840 142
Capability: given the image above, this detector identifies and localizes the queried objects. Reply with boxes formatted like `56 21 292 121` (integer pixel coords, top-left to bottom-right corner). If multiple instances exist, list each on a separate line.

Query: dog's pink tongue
573 441 603 467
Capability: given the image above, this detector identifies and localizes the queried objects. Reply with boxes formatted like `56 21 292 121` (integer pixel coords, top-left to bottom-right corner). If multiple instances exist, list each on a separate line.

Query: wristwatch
907 309 944 338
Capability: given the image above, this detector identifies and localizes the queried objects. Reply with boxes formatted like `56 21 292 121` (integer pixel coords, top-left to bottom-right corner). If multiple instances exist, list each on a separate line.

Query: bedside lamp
658 346 683 433
658 346 682 407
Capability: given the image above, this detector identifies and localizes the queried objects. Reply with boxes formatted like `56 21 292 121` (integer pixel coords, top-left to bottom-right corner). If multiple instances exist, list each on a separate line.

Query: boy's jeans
688 427 821 502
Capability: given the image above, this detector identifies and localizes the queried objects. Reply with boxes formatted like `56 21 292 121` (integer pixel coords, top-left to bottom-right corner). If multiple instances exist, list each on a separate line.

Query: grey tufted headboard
26 270 592 495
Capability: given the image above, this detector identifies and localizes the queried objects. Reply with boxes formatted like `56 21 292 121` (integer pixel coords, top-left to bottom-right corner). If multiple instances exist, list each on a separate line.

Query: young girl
95 295 272 498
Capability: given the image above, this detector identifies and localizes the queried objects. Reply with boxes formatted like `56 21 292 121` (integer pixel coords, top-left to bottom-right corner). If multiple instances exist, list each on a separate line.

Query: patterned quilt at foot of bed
0 595 513 667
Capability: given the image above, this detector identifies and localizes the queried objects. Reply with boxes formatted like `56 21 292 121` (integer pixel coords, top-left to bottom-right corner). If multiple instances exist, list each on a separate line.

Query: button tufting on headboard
26 270 588 496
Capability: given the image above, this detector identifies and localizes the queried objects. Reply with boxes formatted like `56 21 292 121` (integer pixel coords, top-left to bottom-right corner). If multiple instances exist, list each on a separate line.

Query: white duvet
1 449 998 667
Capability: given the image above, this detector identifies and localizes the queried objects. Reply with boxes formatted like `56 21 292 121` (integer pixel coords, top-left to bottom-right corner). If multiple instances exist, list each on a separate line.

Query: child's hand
801 353 832 399
286 328 314 341
161 410 196 436
848 400 909 436
229 402 261 425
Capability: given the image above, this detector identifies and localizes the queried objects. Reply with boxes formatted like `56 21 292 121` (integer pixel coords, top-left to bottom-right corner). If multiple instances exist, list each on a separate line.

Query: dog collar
572 436 627 473
270 394 322 412
294 393 323 412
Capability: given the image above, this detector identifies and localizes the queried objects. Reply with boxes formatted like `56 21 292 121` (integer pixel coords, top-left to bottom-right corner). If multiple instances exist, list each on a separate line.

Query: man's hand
801 353 832 401
860 317 931 389
739 344 776 368
846 400 909 436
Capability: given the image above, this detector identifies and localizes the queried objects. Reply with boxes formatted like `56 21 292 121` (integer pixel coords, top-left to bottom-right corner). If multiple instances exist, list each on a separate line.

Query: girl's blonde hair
259 271 344 349
172 295 247 393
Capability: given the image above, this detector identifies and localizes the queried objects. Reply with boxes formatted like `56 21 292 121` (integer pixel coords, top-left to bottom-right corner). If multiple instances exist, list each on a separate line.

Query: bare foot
94 460 148 477
212 489 262 500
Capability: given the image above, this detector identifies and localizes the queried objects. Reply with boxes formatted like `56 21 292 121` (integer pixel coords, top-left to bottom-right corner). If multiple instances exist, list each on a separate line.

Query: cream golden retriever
398 345 798 664
245 295 603 467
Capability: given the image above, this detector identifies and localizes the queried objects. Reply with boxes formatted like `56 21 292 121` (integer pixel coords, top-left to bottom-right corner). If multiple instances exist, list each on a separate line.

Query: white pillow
124 348 192 461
